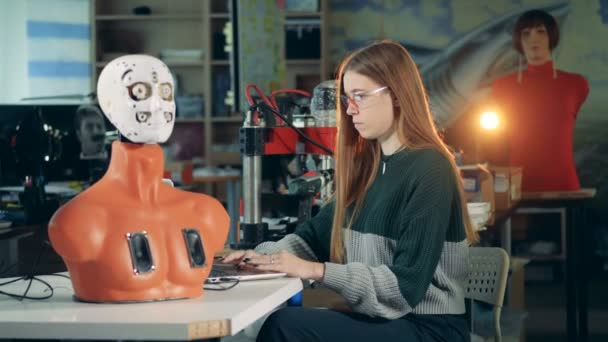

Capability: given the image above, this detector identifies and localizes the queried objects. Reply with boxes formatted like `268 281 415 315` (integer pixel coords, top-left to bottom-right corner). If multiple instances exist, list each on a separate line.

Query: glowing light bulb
480 111 499 130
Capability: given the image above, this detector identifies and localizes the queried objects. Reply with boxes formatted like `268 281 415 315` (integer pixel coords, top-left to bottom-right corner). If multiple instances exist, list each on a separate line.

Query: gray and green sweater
256 148 469 319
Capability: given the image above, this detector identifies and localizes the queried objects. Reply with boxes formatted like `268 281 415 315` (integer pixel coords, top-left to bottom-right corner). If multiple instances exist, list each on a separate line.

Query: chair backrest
466 247 510 306
466 247 510 342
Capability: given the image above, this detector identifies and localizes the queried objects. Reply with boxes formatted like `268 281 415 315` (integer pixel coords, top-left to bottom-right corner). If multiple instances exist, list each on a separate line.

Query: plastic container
310 80 337 127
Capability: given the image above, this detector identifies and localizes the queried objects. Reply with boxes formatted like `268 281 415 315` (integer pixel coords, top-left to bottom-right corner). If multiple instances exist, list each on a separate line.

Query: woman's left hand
244 250 325 281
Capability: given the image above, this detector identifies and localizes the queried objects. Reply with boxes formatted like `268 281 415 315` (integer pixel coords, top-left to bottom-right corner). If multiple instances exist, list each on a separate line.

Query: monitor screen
0 104 115 185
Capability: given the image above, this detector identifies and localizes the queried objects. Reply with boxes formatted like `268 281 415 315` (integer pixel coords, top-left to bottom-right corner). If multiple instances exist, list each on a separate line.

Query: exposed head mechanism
97 55 176 144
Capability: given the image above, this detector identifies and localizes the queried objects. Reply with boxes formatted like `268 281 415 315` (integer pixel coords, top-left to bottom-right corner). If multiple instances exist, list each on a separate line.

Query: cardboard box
508 257 528 310
459 164 495 224
491 166 522 210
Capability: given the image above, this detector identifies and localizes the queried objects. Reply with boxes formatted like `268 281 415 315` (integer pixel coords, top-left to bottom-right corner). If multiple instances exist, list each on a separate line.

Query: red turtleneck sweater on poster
491 61 589 192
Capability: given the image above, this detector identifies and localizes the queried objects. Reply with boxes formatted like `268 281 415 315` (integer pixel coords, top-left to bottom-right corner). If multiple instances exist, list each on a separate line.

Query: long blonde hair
330 40 478 263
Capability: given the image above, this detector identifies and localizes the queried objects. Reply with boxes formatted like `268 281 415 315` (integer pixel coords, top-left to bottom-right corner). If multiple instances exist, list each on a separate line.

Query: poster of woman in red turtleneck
491 9 589 192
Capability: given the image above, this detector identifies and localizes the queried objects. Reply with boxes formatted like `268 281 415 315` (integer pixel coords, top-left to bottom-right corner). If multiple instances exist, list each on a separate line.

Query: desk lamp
475 109 501 163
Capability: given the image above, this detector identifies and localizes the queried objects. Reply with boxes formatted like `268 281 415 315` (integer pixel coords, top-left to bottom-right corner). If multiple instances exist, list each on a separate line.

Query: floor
525 274 608 341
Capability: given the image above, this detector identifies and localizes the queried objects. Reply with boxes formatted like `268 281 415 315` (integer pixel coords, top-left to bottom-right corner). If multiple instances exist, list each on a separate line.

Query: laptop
206 263 287 284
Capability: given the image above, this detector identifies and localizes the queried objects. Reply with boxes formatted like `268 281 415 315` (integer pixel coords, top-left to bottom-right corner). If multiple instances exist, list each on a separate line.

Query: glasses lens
340 94 350 107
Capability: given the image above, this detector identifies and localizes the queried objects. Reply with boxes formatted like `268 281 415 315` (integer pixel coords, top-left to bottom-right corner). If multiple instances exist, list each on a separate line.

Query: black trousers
257 307 470 342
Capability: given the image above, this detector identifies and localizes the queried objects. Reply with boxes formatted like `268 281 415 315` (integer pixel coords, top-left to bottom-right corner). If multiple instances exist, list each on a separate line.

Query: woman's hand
221 249 325 281
220 249 263 265
244 250 325 281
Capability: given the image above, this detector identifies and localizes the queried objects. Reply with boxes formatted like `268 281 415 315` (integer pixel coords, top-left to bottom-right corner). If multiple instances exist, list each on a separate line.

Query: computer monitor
0 104 114 185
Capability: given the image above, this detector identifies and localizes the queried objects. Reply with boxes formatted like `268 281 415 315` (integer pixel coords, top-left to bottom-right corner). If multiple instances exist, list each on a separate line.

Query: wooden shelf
515 254 566 261
96 60 204 68
173 117 241 124
211 60 230 66
92 0 237 198
210 13 230 19
96 14 202 21
285 11 322 19
286 59 321 65
90 0 328 199
281 0 327 90
176 118 205 123
212 116 242 123
210 152 242 165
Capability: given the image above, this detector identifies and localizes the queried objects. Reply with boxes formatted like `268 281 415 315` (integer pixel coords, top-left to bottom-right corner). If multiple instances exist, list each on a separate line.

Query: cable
19 239 49 300
255 102 334 155
244 83 334 155
269 89 312 122
203 278 240 291
245 84 275 110
0 240 69 300
0 273 55 300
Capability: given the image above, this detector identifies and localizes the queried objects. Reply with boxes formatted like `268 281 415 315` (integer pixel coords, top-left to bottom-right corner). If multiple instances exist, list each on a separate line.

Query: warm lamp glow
480 111 499 130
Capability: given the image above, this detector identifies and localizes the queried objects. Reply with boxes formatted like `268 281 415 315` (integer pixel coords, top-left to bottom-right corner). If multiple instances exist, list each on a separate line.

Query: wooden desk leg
566 205 579 342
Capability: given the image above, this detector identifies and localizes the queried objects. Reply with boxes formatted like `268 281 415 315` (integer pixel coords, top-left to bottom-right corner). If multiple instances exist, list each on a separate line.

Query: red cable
245 85 311 126
269 89 311 109
245 84 275 109
245 84 276 124
270 89 311 125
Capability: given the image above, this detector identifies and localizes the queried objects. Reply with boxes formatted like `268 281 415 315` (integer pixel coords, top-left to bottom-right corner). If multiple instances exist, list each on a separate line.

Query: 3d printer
235 82 337 249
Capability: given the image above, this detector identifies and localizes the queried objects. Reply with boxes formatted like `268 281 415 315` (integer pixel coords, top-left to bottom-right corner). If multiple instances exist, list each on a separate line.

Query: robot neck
106 140 165 203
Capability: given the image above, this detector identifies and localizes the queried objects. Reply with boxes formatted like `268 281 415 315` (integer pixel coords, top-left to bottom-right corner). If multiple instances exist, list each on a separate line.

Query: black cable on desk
0 274 54 300
0 240 69 300
204 278 240 291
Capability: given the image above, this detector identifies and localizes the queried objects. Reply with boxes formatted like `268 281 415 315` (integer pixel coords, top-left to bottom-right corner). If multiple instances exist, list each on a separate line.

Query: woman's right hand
220 249 263 266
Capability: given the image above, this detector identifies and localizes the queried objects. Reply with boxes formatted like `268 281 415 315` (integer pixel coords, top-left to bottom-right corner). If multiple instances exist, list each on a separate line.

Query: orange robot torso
49 141 229 302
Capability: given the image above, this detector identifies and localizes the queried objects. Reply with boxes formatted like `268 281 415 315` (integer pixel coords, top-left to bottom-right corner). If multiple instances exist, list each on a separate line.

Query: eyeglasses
340 86 388 110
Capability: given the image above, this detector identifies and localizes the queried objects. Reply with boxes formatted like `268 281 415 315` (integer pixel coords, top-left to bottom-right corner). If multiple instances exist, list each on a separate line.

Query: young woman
223 40 478 342
491 9 589 191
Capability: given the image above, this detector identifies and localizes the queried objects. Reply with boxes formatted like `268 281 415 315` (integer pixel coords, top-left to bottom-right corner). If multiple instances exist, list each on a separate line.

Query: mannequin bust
49 55 229 303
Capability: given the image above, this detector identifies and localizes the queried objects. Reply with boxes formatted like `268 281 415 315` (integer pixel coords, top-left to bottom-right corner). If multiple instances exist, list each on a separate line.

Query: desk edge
188 319 231 339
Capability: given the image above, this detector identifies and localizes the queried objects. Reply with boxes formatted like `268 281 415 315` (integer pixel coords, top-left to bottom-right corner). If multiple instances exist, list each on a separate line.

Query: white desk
0 273 302 340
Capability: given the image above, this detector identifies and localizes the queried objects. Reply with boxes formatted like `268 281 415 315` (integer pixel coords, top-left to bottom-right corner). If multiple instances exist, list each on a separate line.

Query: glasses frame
340 86 389 110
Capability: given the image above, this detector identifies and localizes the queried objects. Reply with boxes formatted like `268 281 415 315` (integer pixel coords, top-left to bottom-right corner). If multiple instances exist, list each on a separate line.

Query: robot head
97 55 176 144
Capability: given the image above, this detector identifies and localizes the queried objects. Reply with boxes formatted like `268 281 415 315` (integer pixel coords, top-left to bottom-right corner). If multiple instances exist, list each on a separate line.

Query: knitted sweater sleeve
255 202 334 262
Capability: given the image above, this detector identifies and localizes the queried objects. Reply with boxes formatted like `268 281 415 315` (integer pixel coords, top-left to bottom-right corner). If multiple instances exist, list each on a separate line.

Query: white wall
0 1 28 104
0 0 91 104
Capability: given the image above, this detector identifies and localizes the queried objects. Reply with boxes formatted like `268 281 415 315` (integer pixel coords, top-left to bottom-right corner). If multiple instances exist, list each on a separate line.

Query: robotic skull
97 55 176 144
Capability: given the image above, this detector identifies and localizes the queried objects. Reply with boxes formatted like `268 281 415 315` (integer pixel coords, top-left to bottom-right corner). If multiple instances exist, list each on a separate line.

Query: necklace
381 146 406 175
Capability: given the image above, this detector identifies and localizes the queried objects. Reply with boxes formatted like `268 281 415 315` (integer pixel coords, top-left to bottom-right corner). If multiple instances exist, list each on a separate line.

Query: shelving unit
207 0 330 168
283 0 329 92
95 14 202 21
90 0 329 171
91 0 235 170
